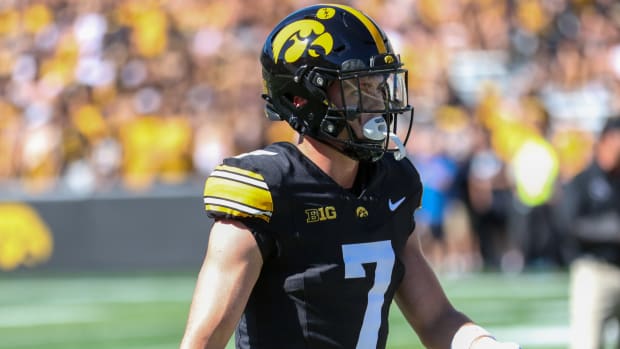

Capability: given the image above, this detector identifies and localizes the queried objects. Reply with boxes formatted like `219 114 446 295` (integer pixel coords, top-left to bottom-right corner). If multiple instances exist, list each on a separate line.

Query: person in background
408 124 459 270
557 116 620 349
180 4 520 349
465 124 512 271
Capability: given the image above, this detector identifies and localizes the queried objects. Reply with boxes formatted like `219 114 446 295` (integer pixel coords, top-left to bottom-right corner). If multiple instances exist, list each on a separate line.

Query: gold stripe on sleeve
204 176 273 214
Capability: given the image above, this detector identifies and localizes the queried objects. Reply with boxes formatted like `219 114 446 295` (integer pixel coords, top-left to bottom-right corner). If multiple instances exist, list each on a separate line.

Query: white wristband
451 324 495 349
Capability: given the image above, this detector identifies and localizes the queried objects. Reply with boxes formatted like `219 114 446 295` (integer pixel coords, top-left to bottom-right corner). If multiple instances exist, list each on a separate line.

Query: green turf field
0 271 587 349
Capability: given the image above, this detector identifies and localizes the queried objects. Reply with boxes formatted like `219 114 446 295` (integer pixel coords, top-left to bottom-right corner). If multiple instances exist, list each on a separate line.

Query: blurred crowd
1 0 619 271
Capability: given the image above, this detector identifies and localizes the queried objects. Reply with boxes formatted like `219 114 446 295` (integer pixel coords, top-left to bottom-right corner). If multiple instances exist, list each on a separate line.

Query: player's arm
395 232 520 349
180 219 263 349
395 231 470 348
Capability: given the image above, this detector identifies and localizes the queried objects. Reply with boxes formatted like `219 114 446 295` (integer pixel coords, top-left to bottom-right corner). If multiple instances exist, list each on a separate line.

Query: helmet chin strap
388 132 407 160
362 116 407 161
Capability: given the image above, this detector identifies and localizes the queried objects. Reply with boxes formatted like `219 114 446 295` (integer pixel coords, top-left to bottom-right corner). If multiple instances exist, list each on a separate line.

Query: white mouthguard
361 116 407 161
362 116 388 141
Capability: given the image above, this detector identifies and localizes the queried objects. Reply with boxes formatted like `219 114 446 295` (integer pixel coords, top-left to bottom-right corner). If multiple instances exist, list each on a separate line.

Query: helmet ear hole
293 96 308 108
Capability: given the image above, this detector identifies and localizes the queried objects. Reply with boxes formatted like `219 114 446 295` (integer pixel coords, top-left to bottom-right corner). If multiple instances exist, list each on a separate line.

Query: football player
181 4 521 349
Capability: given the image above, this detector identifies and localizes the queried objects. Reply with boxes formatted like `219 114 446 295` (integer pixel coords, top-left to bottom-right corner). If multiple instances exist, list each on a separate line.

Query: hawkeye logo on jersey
305 206 337 223
356 206 369 218
272 17 334 64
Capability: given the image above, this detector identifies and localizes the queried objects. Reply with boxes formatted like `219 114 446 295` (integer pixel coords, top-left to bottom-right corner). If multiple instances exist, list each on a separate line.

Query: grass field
0 271 588 349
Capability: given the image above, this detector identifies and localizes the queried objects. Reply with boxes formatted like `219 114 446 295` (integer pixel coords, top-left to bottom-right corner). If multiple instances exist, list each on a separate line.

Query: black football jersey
203 142 422 349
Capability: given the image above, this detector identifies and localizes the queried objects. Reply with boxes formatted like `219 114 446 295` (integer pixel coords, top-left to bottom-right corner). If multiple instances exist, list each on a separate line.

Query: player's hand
472 336 521 349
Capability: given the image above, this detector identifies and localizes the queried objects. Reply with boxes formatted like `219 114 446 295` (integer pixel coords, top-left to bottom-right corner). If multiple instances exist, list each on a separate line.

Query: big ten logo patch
305 206 337 223
0 203 53 271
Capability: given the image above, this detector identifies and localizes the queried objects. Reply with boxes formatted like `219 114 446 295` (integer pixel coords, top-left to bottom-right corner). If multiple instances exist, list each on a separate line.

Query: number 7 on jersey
342 240 395 349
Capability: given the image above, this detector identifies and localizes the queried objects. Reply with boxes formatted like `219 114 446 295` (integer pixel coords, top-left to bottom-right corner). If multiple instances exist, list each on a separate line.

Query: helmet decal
272 19 334 64
316 7 336 20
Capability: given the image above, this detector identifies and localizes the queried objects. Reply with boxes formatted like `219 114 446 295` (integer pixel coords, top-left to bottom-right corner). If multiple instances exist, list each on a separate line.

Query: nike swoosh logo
388 197 406 211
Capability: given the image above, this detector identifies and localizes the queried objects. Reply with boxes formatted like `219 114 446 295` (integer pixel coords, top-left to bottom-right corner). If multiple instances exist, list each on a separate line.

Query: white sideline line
0 306 105 327
1 277 196 305
390 324 616 347
490 325 570 346
491 322 619 347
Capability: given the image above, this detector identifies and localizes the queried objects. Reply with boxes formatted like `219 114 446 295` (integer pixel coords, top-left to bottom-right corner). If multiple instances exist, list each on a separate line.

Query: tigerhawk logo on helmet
261 4 414 162
272 19 334 64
